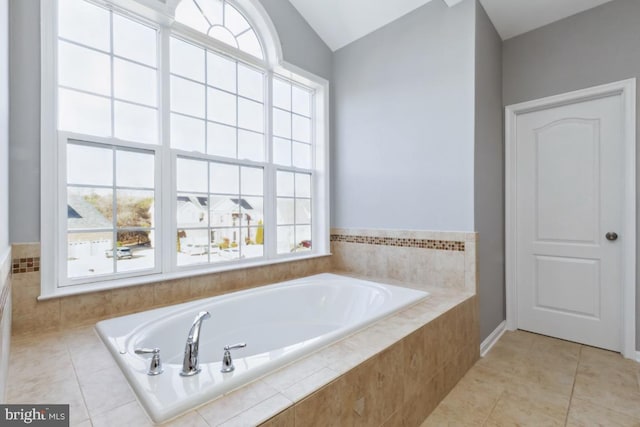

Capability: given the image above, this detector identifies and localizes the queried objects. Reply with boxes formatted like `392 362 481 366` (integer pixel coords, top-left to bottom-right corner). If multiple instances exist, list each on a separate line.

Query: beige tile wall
0 247 12 402
10 243 332 336
260 296 479 426
330 228 478 294
12 229 476 337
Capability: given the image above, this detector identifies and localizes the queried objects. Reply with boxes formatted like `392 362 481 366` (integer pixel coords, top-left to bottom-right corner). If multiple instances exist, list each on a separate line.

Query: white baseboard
480 320 506 357
636 351 640 363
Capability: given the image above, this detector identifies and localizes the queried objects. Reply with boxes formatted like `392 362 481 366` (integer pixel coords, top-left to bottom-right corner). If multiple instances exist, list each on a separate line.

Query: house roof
67 194 112 229
230 198 253 210
177 195 208 206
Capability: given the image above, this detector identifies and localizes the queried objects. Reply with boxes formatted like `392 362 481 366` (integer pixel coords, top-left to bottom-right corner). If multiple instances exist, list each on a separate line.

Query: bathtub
96 273 428 423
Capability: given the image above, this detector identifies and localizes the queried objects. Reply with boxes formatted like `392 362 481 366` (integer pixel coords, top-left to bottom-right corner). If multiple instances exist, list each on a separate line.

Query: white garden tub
96 273 428 423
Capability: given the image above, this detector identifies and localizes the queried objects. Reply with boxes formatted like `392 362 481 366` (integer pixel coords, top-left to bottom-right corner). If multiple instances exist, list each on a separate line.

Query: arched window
175 0 264 60
41 0 329 297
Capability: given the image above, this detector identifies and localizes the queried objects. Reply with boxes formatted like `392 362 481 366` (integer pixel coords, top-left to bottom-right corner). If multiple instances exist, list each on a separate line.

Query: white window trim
40 0 330 299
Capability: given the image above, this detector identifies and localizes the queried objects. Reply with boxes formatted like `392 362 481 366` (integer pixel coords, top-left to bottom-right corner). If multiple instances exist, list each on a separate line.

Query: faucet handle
135 348 160 355
135 348 163 376
224 343 247 351
221 343 246 373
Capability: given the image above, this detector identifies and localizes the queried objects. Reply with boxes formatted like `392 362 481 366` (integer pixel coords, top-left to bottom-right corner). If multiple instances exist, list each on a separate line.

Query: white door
515 93 624 351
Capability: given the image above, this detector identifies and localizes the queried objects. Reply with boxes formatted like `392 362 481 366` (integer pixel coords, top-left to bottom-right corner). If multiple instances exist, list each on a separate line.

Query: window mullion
109 10 115 138
235 56 239 159
58 137 68 284
264 71 277 259
112 146 118 274
204 43 211 264
290 83 296 250
160 26 174 274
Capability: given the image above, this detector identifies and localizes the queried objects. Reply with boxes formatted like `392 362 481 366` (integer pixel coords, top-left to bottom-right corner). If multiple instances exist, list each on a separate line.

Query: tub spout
180 311 211 377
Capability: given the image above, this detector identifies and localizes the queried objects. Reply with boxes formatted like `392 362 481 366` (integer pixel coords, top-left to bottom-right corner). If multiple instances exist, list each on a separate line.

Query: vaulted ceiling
479 0 617 40
287 0 618 51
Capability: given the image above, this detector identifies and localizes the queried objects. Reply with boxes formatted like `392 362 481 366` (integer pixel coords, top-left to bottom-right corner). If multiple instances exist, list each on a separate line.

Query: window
57 0 159 143
169 37 266 160
66 143 157 280
277 171 312 254
56 0 160 284
177 159 264 264
42 0 329 296
272 78 315 254
175 0 264 60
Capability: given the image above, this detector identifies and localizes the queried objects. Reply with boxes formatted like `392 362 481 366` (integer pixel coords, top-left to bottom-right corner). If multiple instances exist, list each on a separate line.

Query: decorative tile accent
330 234 465 252
12 257 40 274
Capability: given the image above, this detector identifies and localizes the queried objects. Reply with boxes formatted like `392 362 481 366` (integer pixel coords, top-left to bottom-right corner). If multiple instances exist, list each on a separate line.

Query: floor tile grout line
64 332 93 426
563 344 582 426
480 389 505 426
425 331 640 426
65 328 145 425
90 400 150 426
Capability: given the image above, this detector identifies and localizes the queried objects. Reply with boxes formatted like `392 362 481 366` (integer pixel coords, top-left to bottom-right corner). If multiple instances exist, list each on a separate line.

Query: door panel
535 119 599 243
535 256 600 318
516 94 623 351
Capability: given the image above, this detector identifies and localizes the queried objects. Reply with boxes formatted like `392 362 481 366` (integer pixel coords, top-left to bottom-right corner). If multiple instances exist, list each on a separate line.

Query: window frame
58 133 163 286
40 0 330 299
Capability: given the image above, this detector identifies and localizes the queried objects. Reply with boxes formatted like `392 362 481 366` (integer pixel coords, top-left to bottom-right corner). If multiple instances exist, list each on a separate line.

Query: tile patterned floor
423 330 640 426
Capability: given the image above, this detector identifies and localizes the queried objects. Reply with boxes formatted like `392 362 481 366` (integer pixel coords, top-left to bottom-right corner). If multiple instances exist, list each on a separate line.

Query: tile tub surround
10 242 332 337
331 228 477 294
260 293 479 427
5 278 478 426
0 248 12 402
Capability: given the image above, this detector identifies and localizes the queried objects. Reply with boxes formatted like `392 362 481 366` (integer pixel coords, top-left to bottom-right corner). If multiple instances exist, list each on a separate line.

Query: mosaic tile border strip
330 234 465 251
12 257 40 274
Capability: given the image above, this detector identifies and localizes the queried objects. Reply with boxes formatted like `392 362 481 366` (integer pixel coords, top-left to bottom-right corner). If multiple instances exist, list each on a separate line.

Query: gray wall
331 0 476 231
8 0 40 244
8 0 332 244
0 0 8 253
474 2 504 342
258 0 332 81
503 0 640 350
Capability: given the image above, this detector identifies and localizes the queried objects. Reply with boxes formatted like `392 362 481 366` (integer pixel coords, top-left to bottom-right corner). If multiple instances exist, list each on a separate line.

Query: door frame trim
505 79 637 358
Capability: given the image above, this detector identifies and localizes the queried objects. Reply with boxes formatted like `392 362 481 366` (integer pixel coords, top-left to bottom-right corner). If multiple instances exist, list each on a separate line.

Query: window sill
38 252 332 301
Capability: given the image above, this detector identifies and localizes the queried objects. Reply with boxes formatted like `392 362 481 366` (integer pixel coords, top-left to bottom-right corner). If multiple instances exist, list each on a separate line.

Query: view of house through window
51 0 323 287
177 158 264 265
66 143 156 278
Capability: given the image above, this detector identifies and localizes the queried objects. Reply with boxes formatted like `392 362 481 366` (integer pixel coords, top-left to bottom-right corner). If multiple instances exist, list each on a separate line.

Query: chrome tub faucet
180 311 211 377
134 347 163 376
221 343 247 373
